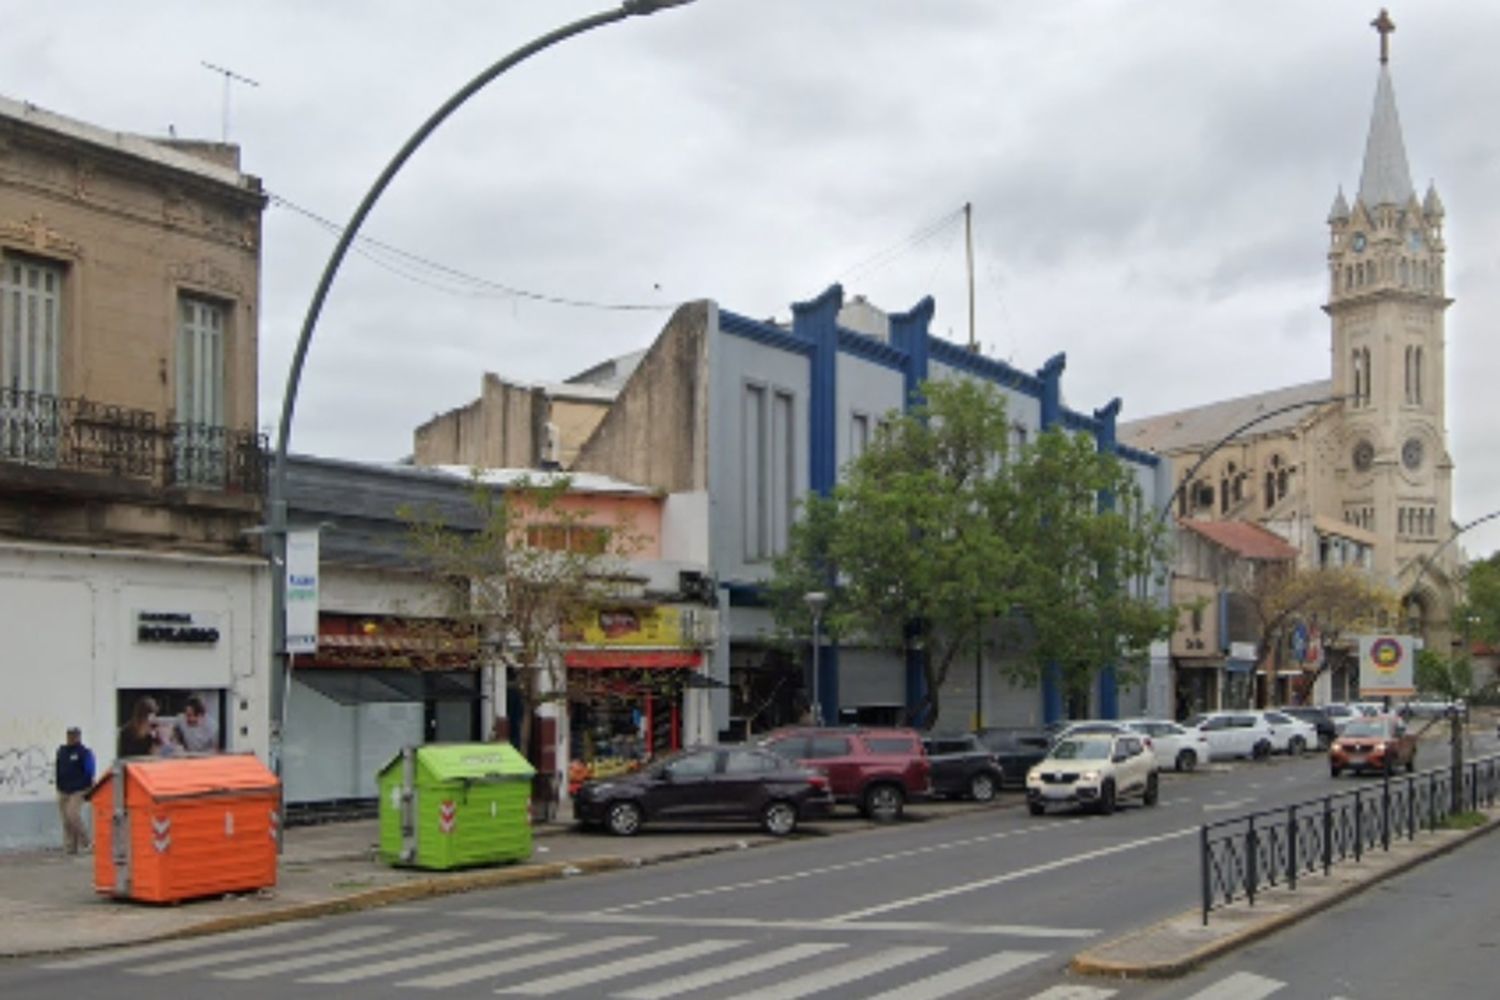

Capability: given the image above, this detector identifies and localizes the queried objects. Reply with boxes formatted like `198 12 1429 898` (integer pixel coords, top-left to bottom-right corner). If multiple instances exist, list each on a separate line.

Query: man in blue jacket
54 727 95 854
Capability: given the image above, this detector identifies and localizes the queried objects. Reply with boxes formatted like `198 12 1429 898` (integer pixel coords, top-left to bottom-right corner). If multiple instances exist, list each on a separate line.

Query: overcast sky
4 1 1497 556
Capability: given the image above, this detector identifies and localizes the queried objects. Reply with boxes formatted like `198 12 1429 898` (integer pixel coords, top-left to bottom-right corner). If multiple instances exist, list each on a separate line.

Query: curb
1070 812 1499 979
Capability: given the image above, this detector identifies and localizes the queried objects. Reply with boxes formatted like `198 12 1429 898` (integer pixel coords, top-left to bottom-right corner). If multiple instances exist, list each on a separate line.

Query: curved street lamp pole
263 0 696 773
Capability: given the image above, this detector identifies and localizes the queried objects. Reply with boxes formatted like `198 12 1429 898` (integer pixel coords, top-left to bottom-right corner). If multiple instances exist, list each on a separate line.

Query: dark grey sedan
922 734 1005 800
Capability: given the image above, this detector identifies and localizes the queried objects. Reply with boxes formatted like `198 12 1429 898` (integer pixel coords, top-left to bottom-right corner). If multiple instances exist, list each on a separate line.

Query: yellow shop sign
571 606 683 647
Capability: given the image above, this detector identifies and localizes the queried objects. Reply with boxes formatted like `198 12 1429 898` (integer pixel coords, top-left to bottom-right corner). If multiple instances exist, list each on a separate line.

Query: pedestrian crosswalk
31 924 1310 1000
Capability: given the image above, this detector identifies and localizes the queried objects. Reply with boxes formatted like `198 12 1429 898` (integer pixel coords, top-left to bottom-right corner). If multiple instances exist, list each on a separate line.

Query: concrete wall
412 373 546 469
0 542 269 849
834 352 903 473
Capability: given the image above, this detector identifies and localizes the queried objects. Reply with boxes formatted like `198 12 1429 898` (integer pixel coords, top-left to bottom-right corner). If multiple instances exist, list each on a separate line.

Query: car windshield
1342 721 1389 738
1050 739 1110 761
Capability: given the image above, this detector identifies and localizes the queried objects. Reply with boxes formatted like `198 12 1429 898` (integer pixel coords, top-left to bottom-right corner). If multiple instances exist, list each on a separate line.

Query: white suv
1255 710 1317 755
1026 733 1159 815
1120 718 1214 772
1184 711 1274 760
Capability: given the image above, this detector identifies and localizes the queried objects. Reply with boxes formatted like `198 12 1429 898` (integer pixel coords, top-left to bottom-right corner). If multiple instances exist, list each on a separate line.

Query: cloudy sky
4 1 1497 554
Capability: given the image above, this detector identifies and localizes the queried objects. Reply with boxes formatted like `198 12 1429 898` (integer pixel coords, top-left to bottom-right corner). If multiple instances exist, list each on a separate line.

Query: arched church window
1360 349 1372 405
1414 347 1423 404
1398 508 1407 534
1277 468 1288 497
1264 472 1275 511
1345 267 1354 291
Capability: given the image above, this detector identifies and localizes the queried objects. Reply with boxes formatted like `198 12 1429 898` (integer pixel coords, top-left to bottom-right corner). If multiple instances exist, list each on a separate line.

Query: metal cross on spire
1371 8 1395 65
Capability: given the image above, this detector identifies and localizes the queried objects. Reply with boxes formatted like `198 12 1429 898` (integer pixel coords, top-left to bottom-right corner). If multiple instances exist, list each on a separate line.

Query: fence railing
0 387 264 495
1201 754 1500 924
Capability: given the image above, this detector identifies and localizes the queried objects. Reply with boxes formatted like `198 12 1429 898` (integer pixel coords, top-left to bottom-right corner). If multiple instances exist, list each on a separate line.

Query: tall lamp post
262 0 696 774
805 591 828 725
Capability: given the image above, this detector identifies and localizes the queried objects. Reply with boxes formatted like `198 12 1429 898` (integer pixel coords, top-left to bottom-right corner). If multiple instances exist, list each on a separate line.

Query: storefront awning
565 650 702 669
294 668 479 705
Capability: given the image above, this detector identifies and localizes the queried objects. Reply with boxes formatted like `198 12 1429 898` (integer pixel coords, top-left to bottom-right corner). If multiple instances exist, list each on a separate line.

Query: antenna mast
964 201 977 352
201 61 260 142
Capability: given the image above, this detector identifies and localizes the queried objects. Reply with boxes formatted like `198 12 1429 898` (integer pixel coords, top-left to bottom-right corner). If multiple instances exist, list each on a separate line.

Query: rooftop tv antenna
201 61 260 142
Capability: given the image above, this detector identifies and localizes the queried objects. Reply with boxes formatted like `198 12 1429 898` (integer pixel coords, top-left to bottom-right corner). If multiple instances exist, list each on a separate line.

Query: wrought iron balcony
0 386 265 497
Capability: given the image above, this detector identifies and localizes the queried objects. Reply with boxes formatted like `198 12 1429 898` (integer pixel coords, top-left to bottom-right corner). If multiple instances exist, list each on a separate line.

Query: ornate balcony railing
0 386 264 496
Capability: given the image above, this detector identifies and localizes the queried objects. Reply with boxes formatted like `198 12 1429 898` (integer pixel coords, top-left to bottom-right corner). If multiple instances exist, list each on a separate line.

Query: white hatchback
1120 718 1213 772
1183 711 1274 760
1254 710 1318 755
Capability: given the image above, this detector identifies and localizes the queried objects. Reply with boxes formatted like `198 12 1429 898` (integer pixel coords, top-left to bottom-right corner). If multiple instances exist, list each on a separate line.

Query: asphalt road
3 735 1492 1000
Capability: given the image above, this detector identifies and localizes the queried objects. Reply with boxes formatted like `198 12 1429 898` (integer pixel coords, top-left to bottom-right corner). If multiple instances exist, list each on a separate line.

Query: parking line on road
38 922 313 970
396 935 648 990
589 817 1087 914
298 933 555 985
1023 986 1118 1000
716 945 942 1000
827 825 1199 921
128 925 391 976
212 929 463 980
618 943 845 1000
1203 799 1254 812
464 908 1099 939
496 938 744 995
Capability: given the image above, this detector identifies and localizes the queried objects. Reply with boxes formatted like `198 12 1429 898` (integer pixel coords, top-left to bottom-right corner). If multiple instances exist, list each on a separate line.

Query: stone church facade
1121 14 1459 704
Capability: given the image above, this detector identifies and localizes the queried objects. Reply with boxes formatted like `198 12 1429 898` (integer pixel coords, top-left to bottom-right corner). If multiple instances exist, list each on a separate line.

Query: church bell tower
1323 8 1455 631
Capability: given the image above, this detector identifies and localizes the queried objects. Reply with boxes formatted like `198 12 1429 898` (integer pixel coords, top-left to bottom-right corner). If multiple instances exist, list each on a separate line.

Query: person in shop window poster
117 697 161 758
173 695 218 753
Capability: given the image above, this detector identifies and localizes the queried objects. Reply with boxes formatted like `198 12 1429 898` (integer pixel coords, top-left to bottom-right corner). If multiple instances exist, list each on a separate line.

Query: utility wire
837 206 966 284
268 191 673 312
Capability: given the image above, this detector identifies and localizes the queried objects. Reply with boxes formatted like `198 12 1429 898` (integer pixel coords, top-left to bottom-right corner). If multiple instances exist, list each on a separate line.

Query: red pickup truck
760 726 931 822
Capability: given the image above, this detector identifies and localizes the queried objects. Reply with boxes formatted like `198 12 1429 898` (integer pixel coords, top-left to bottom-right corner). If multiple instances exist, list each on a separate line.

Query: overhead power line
837 206 966 285
267 192 673 312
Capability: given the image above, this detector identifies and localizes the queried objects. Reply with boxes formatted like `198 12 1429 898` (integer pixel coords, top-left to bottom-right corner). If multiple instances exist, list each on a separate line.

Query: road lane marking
828 825 1199 921
496 938 743 994
464 907 1098 938
1182 971 1286 999
716 946 942 1000
39 922 313 969
590 817 1086 913
1024 986 1118 999
1203 799 1254 812
298 933 555 985
859 950 1050 1000
618 943 845 999
397 936 647 989
213 929 463 979
128 925 390 975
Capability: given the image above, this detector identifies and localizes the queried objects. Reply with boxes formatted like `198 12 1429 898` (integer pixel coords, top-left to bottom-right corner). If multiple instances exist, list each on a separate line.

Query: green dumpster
377 743 536 870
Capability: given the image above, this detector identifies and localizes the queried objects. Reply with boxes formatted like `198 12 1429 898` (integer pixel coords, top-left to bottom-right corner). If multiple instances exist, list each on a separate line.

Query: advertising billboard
1356 633 1416 697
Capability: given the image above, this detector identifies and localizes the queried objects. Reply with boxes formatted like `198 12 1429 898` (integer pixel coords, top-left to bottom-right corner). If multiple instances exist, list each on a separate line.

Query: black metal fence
1201 754 1500 924
0 387 264 494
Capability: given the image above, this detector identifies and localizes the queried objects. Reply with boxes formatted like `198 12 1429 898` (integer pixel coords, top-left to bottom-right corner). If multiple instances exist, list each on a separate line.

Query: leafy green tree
1462 553 1500 647
768 379 1172 727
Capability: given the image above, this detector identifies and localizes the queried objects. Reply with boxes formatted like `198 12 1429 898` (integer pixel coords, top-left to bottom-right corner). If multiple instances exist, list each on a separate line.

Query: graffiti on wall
0 718 63 800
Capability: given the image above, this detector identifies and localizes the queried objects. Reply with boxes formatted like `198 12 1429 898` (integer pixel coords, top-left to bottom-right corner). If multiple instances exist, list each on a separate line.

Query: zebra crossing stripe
1181 971 1287 1000
716 946 945 1000
618 943 846 1000
1023 985 1119 1000
128 925 391 975
495 938 745 995
212 929 464 980
298 932 557 985
397 935 649 990
38 923 312 970
859 950 1052 1000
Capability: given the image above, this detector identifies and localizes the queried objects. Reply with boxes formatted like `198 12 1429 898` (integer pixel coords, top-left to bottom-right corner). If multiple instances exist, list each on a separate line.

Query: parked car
1321 703 1359 735
1182 711 1274 760
761 726 930 822
573 745 833 836
1025 733 1159 815
1119 718 1213 771
1281 706 1338 749
1398 698 1467 720
1253 709 1318 755
974 728 1054 787
921 734 1005 802
1329 716 1418 777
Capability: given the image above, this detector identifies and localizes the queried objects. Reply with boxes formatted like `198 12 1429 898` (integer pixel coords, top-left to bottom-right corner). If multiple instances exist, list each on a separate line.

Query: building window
743 383 767 561
771 389 794 556
1 254 64 463
743 383 796 562
850 412 870 463
525 523 608 554
175 295 228 486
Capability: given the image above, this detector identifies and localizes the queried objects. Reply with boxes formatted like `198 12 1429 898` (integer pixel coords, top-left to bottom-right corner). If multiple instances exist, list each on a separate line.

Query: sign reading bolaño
1356 633 1416 697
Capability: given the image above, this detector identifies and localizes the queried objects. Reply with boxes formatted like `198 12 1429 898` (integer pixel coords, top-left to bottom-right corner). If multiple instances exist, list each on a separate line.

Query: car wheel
1289 736 1306 756
605 800 642 837
863 783 905 823
1252 740 1271 761
1097 781 1116 815
968 772 998 802
1028 801 1046 817
1144 773 1160 807
1330 765 1342 778
1175 749 1197 773
762 800 798 837
1406 753 1416 774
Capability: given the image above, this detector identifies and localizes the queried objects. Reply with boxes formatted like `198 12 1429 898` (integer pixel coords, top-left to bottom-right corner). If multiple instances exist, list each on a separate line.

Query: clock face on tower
1353 439 1374 472
1402 437 1425 471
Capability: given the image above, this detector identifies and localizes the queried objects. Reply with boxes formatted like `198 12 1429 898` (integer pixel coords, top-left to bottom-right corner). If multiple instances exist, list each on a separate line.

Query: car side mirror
1113 753 1129 763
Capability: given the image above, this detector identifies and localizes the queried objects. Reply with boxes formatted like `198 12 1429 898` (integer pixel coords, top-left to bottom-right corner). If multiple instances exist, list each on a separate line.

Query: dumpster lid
378 743 536 782
85 754 278 800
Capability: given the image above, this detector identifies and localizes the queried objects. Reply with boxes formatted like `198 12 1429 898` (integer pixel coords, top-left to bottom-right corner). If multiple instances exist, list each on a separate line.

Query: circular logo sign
1368 637 1404 675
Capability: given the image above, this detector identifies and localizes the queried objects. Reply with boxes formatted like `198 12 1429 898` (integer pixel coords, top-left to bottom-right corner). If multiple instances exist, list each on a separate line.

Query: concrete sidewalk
1071 801 1500 978
0 799 997 959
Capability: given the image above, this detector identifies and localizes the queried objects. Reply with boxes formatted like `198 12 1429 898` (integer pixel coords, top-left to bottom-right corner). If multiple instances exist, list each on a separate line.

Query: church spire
1357 9 1414 208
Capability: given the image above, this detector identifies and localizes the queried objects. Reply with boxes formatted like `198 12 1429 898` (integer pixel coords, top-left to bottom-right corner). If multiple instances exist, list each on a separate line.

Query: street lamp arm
1157 395 1347 525
1407 508 1500 598
270 1 685 505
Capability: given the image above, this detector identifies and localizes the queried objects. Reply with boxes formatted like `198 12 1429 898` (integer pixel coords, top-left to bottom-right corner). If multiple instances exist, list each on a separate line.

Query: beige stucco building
1122 27 1459 691
0 95 269 848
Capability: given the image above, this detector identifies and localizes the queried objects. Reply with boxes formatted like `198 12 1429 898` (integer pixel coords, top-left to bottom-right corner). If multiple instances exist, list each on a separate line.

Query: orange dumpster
87 754 280 903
